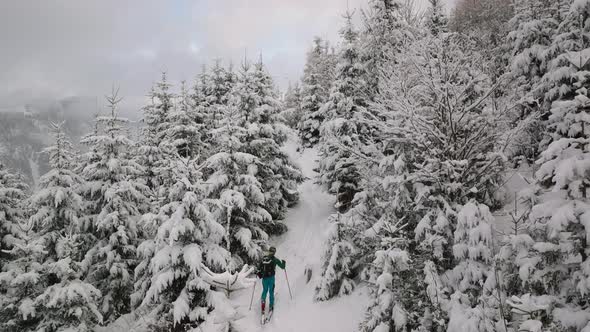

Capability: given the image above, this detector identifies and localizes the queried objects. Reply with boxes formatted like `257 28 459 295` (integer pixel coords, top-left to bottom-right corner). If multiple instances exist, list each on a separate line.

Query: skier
256 246 286 320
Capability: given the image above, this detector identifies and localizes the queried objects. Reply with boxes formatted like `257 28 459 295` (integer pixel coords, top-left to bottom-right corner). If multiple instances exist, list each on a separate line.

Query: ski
265 310 273 324
261 312 266 325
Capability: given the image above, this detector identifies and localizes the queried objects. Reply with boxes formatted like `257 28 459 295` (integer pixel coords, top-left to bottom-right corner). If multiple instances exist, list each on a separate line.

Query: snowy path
229 143 367 332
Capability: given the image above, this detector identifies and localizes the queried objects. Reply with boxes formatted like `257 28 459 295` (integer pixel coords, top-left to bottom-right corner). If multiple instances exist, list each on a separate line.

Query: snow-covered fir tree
298 37 333 148
244 59 303 221
318 11 371 213
445 201 503 332
136 157 228 331
360 0 415 100
205 96 269 268
79 89 149 323
425 0 448 36
28 123 102 331
204 60 234 129
164 81 207 161
0 124 102 331
502 2 590 330
0 162 27 268
280 82 303 129
0 235 46 331
136 85 167 193
0 166 32 329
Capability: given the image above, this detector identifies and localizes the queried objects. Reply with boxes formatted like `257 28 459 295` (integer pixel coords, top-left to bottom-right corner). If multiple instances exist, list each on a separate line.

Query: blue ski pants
261 276 276 308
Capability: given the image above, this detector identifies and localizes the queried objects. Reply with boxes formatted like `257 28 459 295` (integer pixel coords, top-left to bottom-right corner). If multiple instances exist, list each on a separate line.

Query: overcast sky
0 0 453 114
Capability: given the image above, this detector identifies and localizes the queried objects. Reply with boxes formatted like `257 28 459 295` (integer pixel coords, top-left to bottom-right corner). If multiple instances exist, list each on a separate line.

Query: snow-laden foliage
0 238 45 331
164 81 208 161
315 10 508 328
78 90 150 323
1 124 103 331
241 60 304 220
298 37 336 148
205 96 270 268
315 214 357 301
360 0 416 100
317 12 372 213
501 3 590 330
425 0 448 36
135 72 176 198
280 82 303 129
135 158 228 331
0 162 27 267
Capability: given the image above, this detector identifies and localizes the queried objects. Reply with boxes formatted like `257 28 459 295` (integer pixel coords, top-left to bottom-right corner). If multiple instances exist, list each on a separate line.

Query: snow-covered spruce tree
425 0 448 36
359 218 412 332
205 100 269 269
315 213 357 301
445 201 504 332
0 236 45 331
136 85 166 193
150 72 177 189
280 82 303 129
0 162 27 268
0 165 31 331
298 37 332 148
164 81 207 161
360 0 416 100
449 0 513 84
243 59 304 221
355 33 505 330
318 11 371 213
504 0 570 162
503 3 590 330
79 89 149 323
137 157 228 331
204 60 233 129
25 123 103 331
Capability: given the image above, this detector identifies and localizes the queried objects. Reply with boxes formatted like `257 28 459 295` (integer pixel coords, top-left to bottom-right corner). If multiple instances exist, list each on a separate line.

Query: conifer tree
0 236 45 331
164 81 207 161
204 60 232 129
318 11 371 212
281 82 303 129
506 2 590 330
79 89 149 323
446 201 502 332
205 99 269 268
28 123 102 331
243 59 304 221
137 158 227 331
0 162 27 267
136 86 166 193
298 37 332 148
426 0 448 36
360 0 415 99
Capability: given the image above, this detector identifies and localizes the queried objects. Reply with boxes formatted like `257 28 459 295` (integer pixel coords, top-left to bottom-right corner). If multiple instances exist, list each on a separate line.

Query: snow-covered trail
230 142 367 332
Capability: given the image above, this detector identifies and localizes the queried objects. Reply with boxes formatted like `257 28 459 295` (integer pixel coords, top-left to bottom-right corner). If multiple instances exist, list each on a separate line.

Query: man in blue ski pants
256 246 286 314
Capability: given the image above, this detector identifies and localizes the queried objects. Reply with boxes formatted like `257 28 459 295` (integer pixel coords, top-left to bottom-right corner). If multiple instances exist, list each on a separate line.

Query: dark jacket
257 255 286 278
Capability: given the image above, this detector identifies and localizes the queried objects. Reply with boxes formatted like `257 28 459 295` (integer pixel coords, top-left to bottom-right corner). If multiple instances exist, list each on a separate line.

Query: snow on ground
228 140 368 332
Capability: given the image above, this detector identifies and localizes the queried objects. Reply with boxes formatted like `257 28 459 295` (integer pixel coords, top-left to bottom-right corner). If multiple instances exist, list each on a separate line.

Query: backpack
259 256 276 278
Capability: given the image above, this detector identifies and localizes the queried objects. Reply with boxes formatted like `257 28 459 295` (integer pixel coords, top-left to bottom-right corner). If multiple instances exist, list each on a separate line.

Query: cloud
0 0 444 115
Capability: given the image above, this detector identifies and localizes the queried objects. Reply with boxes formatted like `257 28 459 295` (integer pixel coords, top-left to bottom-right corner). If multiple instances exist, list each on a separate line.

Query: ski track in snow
229 142 367 332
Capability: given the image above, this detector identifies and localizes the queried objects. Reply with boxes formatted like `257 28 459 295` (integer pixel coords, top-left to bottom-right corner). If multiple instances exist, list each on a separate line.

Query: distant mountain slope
0 97 96 187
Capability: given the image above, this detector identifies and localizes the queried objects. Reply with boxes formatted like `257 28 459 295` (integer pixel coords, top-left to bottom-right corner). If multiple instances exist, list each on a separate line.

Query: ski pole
284 269 293 300
248 281 257 311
